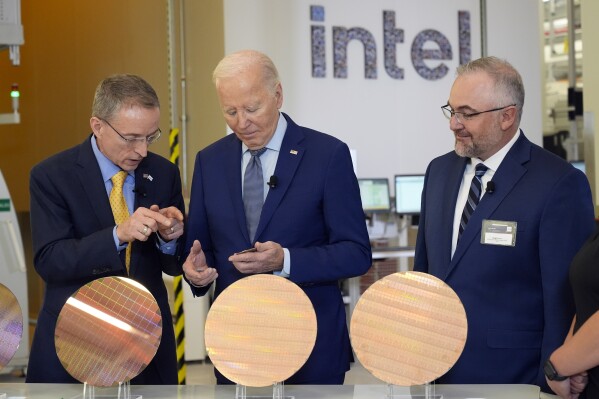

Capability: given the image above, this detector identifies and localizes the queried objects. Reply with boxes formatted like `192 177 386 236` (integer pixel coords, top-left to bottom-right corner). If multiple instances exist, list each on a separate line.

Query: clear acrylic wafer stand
386 382 442 399
235 382 292 399
81 380 141 399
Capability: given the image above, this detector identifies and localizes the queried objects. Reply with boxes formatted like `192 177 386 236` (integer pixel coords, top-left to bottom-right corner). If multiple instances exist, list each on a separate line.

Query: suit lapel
75 136 114 228
447 134 531 278
222 137 249 242
134 163 153 209
255 116 304 241
128 162 154 274
437 157 469 270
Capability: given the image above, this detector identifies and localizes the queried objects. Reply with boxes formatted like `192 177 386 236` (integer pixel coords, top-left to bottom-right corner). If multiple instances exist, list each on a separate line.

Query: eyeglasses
101 118 161 146
441 104 516 124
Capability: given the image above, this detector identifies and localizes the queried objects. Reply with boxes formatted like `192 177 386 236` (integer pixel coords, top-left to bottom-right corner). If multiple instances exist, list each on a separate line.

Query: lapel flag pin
143 173 153 181
290 150 298 155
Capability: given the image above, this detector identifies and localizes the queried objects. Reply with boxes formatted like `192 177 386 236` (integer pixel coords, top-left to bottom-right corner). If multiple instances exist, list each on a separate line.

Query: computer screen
358 178 391 213
394 174 425 215
570 160 586 174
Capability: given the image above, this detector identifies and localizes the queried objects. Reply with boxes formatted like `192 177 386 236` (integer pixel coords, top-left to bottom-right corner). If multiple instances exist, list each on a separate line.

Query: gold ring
170 227 175 234
142 225 148 235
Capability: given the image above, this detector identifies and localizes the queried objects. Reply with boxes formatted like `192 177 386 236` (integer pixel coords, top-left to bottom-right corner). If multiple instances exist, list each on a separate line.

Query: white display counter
0 383 541 399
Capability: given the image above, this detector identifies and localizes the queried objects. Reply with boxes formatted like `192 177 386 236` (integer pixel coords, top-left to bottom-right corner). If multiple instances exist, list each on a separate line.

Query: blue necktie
244 148 267 242
458 163 488 239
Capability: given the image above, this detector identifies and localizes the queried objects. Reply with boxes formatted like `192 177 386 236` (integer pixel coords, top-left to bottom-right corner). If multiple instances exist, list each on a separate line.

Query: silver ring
170 227 175 234
142 225 148 235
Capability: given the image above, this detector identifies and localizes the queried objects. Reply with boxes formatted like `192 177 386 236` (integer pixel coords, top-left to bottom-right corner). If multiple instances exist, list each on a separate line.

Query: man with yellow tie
27 74 185 384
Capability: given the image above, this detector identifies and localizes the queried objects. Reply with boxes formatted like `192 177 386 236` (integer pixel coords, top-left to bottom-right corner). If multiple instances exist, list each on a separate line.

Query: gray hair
92 74 159 121
212 50 280 94
457 56 524 125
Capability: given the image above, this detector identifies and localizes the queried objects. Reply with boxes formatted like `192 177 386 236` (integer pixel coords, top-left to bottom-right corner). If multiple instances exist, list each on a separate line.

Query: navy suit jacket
185 113 372 383
27 135 184 384
414 132 595 391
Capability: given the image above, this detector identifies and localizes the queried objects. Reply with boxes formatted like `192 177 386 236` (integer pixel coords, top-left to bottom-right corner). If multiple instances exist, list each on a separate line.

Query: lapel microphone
485 181 495 194
133 187 147 198
267 175 278 189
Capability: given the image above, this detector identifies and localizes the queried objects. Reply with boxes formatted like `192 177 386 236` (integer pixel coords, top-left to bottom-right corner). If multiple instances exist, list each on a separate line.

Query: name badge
481 219 517 247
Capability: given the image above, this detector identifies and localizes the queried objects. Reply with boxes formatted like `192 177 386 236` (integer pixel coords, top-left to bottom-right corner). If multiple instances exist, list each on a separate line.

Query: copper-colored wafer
0 283 23 371
350 271 467 386
55 276 162 386
205 274 317 387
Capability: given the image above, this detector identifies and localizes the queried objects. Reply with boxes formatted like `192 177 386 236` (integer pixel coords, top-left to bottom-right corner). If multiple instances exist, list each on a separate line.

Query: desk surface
0 383 541 398
372 246 414 252
371 246 415 260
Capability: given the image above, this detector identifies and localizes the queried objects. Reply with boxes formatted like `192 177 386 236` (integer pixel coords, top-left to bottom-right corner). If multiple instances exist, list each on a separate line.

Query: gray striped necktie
458 163 488 240
244 148 267 242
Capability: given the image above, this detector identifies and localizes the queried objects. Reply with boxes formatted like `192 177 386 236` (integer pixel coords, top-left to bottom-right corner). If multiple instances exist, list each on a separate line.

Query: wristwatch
544 359 568 381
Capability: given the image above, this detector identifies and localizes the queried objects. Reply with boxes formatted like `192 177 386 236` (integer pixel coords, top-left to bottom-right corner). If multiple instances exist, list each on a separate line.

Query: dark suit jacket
27 135 184 384
414 132 595 391
185 113 372 384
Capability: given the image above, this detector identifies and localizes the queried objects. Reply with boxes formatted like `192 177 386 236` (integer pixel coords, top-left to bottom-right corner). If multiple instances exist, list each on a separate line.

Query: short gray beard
455 140 479 158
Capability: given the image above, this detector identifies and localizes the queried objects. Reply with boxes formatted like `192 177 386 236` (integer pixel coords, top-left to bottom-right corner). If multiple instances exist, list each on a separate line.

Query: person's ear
274 83 283 109
90 116 102 137
500 106 517 131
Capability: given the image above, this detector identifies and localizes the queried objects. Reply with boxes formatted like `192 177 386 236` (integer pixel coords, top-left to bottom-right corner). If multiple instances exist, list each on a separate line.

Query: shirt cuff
156 234 177 255
274 248 291 278
113 226 128 251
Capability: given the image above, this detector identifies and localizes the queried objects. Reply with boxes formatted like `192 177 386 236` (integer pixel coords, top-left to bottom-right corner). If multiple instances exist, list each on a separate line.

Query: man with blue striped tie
414 56 595 394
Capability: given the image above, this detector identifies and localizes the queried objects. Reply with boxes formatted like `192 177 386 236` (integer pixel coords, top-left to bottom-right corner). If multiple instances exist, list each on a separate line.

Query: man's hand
569 371 588 396
547 375 586 399
228 241 284 274
150 205 184 241
115 206 173 243
183 240 218 287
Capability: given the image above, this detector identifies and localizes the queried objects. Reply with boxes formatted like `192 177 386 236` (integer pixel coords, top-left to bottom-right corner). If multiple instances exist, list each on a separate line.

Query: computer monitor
394 174 425 215
358 178 391 213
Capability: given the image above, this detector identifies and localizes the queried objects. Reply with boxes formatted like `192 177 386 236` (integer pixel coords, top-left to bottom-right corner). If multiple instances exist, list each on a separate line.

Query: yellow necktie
110 170 131 273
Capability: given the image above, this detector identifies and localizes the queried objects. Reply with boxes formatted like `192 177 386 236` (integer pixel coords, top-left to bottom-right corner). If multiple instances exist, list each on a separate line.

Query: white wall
223 0 542 194
485 0 543 146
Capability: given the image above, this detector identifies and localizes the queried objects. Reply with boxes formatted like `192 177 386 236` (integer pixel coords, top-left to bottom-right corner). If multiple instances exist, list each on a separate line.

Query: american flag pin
143 173 153 181
290 150 298 155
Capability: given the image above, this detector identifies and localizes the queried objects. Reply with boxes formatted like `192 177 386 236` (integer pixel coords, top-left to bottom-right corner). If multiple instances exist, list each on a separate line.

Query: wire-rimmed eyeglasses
441 104 516 124
101 118 161 146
